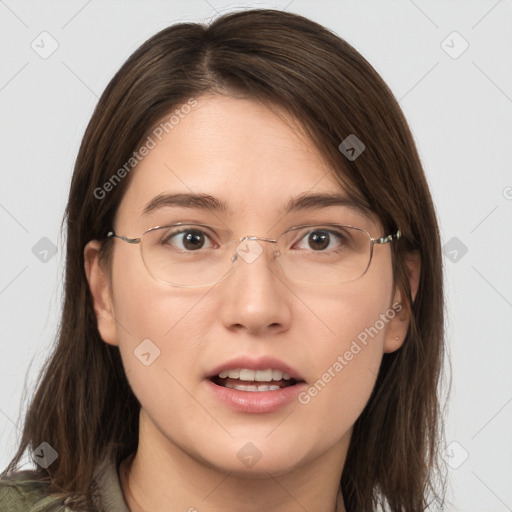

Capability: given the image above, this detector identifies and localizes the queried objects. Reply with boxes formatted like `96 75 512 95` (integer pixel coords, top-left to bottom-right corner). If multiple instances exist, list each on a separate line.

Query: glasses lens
141 225 234 287
276 225 372 285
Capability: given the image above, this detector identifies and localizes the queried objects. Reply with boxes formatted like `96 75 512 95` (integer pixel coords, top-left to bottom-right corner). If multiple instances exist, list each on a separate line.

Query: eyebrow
142 192 371 218
142 193 229 216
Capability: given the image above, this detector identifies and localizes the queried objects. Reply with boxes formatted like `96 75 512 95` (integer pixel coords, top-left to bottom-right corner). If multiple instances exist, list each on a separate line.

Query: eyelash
159 226 348 252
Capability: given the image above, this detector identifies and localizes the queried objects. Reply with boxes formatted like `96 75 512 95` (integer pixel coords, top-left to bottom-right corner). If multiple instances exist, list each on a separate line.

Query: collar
92 458 130 512
94 456 344 512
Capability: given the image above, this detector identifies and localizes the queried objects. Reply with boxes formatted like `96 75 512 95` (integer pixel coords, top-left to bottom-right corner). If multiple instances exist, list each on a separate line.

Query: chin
185 433 314 477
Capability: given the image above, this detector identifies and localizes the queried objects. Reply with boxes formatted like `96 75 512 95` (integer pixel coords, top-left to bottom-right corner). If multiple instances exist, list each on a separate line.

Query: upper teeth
218 368 292 381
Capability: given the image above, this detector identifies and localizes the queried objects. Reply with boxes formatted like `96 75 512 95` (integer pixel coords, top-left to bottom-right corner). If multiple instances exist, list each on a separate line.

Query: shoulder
0 457 129 512
0 473 68 512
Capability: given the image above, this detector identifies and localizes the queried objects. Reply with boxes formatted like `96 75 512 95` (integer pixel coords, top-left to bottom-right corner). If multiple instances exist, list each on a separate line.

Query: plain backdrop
1 1 511 511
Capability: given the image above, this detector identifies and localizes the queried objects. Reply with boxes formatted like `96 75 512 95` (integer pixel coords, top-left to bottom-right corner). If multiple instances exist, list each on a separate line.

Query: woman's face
87 94 410 477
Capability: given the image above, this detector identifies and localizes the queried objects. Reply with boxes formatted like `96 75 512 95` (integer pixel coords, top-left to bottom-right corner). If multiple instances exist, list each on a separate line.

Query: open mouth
210 368 300 392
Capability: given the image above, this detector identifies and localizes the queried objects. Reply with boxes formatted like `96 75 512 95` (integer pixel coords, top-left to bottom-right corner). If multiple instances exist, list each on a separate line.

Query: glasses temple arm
374 229 401 245
106 231 141 244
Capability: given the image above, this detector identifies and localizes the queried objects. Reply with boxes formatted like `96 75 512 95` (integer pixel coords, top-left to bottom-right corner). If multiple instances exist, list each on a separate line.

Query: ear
383 250 421 354
84 240 118 346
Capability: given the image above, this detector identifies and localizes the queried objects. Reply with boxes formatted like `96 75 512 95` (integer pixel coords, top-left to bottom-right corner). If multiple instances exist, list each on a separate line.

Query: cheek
109 248 213 391
109 270 222 445
293 280 394 441
110 245 208 333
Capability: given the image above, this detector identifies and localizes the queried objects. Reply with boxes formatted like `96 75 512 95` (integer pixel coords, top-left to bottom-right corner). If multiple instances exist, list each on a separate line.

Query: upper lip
206 355 305 382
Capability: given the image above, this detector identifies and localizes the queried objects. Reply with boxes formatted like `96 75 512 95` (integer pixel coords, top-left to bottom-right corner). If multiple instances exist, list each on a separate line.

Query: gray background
1 1 511 510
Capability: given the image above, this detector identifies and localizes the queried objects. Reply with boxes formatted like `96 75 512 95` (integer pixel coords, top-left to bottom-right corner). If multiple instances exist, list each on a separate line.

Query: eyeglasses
106 223 401 288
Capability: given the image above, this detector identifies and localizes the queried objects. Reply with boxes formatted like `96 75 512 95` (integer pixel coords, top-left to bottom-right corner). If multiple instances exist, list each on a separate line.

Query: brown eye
181 230 206 250
162 228 213 251
293 228 345 252
307 231 331 251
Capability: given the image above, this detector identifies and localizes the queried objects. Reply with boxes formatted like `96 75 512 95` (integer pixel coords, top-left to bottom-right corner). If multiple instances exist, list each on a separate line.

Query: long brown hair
2 9 446 511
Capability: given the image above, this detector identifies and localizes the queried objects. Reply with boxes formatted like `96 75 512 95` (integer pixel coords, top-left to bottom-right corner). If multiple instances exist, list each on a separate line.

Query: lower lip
205 379 306 414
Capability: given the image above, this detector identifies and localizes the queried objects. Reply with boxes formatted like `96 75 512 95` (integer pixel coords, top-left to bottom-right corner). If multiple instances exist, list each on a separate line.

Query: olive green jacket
0 459 130 511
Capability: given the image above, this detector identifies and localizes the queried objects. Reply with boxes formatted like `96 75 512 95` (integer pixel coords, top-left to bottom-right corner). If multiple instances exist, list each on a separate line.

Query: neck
120 411 348 512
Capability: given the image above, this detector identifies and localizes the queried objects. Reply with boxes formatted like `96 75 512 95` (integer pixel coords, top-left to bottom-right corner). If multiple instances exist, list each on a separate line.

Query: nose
217 238 292 336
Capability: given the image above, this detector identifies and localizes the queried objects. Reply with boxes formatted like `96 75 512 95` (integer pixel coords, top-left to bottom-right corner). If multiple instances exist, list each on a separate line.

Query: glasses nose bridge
238 235 280 254
231 235 280 266
240 235 278 244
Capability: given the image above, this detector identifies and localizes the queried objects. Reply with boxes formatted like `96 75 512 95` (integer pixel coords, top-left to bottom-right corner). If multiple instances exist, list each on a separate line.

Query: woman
0 8 445 512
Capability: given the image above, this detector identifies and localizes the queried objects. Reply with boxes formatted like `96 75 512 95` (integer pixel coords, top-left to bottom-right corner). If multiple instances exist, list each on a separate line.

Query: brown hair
2 9 445 511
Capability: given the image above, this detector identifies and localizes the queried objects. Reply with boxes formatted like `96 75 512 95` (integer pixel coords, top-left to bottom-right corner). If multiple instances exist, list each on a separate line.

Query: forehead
116 94 375 229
